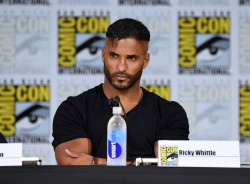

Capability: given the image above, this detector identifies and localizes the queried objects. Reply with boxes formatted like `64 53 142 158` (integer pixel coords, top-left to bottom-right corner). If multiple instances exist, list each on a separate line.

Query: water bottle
107 106 127 166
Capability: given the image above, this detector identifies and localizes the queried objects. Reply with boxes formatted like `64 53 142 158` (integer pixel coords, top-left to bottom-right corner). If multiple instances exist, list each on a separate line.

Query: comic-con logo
0 13 50 74
0 83 50 141
239 83 250 143
142 85 170 101
179 12 230 74
178 81 230 140
160 146 178 166
58 12 109 74
239 13 250 74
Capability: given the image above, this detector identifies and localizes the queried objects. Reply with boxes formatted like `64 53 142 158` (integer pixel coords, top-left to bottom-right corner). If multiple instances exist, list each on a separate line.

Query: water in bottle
107 106 127 166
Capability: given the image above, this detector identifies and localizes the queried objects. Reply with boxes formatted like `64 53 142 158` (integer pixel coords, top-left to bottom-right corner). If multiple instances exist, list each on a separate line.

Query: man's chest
86 110 160 145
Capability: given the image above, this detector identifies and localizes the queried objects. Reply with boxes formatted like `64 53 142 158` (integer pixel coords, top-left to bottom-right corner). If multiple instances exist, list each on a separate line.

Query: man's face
102 38 150 90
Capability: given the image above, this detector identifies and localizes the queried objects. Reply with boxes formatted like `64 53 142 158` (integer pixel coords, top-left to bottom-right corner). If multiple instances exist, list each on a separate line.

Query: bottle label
108 140 122 159
108 130 122 159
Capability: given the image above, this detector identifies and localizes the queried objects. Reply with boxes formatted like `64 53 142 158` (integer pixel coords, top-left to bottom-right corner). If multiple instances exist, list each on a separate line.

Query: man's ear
143 53 150 69
101 47 105 64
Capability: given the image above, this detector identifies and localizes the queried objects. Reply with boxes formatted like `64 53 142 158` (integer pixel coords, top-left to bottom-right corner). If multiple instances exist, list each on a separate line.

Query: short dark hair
106 18 150 42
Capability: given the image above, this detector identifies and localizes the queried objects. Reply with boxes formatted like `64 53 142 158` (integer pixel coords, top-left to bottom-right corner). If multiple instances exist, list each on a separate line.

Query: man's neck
102 79 143 113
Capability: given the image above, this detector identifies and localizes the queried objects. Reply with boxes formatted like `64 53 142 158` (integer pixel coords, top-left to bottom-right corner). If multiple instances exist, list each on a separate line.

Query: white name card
0 143 22 166
158 141 240 167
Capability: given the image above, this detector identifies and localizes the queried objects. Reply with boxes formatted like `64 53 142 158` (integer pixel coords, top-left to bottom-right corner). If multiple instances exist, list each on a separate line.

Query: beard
104 62 143 90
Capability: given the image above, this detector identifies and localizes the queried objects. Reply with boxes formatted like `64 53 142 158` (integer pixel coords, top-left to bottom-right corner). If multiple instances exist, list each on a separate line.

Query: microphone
107 96 127 123
108 96 120 108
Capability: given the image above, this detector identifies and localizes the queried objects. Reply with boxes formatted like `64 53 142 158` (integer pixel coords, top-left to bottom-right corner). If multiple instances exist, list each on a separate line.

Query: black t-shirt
52 84 189 161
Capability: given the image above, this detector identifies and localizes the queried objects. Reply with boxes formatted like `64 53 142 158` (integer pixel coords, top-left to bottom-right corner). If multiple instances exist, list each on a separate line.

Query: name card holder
0 143 22 166
158 141 240 168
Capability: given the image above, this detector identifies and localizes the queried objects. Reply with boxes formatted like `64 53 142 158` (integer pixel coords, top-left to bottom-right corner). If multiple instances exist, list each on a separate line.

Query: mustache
111 72 132 79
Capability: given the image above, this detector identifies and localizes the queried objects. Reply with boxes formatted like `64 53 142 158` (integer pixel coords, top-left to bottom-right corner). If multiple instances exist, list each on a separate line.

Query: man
52 18 189 165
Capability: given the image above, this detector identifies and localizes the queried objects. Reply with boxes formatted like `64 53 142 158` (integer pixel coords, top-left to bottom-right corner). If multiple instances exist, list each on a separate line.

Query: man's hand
55 138 93 165
154 141 158 157
55 138 107 165
64 149 93 165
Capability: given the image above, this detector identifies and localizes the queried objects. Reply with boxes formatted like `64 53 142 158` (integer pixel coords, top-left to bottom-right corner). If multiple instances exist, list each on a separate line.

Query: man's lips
114 74 129 81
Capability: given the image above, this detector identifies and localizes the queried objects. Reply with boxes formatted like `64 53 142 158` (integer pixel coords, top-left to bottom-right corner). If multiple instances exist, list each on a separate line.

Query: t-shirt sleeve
52 97 89 149
156 101 189 140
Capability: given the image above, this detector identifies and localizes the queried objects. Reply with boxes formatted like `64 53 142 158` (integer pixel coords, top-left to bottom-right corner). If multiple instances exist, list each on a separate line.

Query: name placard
0 143 22 166
158 141 240 167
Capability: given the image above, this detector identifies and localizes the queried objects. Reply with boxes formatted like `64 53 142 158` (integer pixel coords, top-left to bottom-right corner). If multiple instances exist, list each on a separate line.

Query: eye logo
196 104 228 125
167 153 178 162
15 104 49 131
149 36 169 55
166 147 178 166
196 36 229 64
75 35 105 65
16 35 48 56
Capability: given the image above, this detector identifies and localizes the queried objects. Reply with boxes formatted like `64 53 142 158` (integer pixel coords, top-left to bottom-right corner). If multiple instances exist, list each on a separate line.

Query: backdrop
0 0 249 165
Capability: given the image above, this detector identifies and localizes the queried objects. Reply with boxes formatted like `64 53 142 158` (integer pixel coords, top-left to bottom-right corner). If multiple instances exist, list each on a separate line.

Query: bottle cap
113 107 122 115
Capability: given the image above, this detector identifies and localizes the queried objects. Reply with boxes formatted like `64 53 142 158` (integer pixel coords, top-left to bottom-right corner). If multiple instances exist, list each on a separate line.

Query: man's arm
154 141 158 157
55 138 92 165
55 138 142 165
55 138 106 165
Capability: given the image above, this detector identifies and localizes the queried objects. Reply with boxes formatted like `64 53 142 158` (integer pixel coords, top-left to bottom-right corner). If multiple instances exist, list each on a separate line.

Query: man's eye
128 56 136 60
110 53 117 58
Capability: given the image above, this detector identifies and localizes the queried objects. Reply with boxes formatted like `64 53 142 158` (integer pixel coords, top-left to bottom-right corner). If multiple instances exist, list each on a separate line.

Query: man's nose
116 58 128 72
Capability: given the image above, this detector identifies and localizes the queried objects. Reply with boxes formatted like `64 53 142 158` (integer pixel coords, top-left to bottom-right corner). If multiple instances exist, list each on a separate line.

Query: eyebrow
127 54 138 58
109 51 138 56
108 51 118 55
109 51 116 54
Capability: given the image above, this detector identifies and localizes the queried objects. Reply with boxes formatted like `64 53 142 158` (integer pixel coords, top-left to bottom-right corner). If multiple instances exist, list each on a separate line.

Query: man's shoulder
142 87 169 104
78 84 102 97
142 87 183 110
72 83 101 98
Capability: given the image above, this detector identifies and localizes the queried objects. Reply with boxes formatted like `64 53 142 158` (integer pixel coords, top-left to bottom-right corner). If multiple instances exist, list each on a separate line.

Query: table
1 165 250 184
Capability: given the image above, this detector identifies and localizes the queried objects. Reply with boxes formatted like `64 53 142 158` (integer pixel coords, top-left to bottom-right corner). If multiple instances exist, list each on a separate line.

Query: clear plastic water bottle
107 106 127 166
